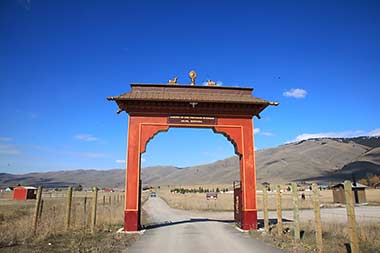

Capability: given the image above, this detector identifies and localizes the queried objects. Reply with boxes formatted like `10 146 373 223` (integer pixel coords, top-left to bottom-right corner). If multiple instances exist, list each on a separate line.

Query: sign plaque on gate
168 115 217 125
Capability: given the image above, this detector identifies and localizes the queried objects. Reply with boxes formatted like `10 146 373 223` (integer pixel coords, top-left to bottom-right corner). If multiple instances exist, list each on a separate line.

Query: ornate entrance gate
108 71 277 231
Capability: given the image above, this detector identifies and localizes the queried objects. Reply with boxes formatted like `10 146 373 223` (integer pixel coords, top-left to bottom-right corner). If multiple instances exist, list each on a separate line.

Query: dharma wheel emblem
188 70 197 85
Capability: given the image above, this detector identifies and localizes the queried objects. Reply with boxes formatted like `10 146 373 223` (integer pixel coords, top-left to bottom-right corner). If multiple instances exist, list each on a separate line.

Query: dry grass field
158 189 233 211
1 186 379 252
365 188 380 204
250 221 380 252
0 190 148 252
158 185 380 212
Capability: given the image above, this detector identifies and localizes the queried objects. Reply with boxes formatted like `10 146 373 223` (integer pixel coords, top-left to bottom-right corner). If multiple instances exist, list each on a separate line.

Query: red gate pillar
124 116 140 231
240 118 258 230
215 117 257 230
124 116 169 231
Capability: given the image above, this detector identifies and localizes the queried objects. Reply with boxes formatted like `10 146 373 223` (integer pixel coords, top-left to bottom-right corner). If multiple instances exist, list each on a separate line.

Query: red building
13 186 37 200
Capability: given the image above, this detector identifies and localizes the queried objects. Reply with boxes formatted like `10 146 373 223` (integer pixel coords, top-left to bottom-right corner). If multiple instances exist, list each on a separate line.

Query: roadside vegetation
0 191 147 252
158 185 380 211
158 185 336 211
158 186 233 211
250 222 380 253
358 175 380 187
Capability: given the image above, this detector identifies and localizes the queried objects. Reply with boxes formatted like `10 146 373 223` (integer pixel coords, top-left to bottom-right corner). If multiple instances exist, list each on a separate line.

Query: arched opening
140 128 239 228
141 127 239 166
122 117 257 232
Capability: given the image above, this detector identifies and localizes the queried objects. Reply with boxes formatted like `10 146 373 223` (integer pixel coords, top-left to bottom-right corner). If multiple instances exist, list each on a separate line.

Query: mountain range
1 136 379 188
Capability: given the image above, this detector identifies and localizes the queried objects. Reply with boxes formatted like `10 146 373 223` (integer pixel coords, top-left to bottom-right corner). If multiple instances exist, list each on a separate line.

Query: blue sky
0 0 379 173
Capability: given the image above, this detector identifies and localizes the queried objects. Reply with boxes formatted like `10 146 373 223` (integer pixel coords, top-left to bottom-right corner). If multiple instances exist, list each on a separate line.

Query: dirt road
125 197 283 253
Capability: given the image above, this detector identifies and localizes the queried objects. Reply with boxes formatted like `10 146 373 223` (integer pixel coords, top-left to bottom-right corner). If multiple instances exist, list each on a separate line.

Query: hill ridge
1 136 379 188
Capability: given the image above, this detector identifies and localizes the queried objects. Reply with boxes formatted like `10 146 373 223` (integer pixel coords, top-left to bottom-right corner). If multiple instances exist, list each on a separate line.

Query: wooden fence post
33 186 42 234
103 195 106 206
276 184 283 236
263 186 269 232
65 186 73 230
109 195 112 205
291 183 300 244
38 199 44 220
72 200 77 228
83 196 87 227
52 205 57 234
91 187 98 233
344 181 359 253
312 183 323 252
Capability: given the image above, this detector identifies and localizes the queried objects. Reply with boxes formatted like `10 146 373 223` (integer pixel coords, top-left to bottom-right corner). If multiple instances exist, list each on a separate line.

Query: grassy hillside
1 136 379 187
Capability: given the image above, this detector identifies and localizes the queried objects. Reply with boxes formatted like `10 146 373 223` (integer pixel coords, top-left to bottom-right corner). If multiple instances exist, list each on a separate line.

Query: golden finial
168 77 178 85
207 80 217 86
189 70 197 85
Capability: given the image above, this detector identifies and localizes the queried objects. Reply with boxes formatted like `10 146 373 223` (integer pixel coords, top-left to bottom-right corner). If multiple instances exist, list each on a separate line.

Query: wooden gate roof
108 84 278 118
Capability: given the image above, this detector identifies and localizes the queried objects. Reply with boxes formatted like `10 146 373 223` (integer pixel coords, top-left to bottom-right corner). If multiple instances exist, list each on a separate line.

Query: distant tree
216 187 220 193
358 178 369 186
369 175 380 186
75 184 83 191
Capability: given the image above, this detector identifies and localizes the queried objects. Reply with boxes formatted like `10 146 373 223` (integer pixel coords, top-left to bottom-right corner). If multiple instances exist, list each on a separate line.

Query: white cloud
115 159 126 164
368 128 380 137
283 88 307 98
0 137 13 142
254 128 273 136
77 152 107 158
0 144 20 155
141 158 146 163
288 128 380 143
29 145 108 158
75 134 98 142
65 151 108 158
0 138 20 155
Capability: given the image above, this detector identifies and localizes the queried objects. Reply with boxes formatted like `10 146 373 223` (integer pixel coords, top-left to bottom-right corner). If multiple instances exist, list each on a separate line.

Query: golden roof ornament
207 80 217 86
189 70 197 85
168 77 178 85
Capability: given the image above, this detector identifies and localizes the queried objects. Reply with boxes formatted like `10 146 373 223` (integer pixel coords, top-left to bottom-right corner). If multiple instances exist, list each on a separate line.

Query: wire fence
0 187 126 247
259 181 379 253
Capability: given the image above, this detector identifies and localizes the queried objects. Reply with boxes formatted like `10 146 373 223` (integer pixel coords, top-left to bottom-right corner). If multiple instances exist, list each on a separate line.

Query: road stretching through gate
125 196 283 253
